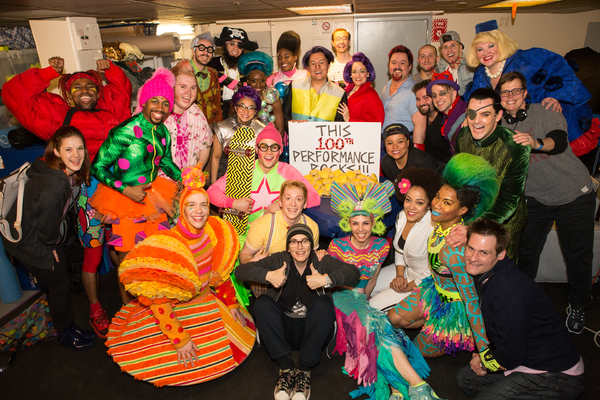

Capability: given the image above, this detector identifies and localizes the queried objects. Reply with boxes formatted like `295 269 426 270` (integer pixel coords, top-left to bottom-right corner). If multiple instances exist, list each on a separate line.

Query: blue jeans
456 364 585 400
518 191 595 309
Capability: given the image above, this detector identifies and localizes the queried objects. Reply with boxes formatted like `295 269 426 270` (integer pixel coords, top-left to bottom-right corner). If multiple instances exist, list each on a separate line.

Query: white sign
289 122 381 176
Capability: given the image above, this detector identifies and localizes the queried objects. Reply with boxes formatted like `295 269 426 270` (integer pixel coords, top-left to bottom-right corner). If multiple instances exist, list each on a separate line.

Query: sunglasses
195 44 214 53
258 143 281 152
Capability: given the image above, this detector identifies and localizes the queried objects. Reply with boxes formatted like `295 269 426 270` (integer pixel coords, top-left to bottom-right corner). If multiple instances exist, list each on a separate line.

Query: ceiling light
480 0 561 8
287 4 353 15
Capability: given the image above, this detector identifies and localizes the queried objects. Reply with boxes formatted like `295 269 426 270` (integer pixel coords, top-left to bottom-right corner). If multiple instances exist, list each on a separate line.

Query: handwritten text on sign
289 122 381 176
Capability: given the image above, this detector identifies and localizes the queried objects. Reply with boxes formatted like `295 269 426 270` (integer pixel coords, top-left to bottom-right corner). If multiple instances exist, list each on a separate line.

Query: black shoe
566 305 585 334
68 323 97 340
58 329 94 351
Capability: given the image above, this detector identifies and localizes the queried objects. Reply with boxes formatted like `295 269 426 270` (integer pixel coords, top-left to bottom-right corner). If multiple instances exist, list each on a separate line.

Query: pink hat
135 68 175 114
256 123 283 152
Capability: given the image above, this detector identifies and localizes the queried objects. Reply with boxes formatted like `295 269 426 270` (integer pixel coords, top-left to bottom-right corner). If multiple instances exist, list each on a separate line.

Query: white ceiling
0 0 599 28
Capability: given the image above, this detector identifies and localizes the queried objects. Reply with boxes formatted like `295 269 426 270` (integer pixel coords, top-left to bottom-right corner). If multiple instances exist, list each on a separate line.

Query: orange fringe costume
105 215 256 387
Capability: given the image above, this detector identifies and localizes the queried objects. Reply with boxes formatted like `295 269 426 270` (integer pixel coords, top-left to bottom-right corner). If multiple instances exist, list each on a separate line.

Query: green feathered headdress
330 180 394 236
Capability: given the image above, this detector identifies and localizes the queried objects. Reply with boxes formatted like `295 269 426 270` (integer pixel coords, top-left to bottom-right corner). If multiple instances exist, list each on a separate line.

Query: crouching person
236 223 360 400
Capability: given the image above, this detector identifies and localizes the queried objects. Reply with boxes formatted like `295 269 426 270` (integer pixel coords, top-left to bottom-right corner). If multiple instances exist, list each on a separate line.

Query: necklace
484 60 506 79
427 220 464 253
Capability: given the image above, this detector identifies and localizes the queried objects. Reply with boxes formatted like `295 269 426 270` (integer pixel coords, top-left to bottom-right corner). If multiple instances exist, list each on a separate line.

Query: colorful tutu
333 289 430 400
106 293 256 387
418 276 474 355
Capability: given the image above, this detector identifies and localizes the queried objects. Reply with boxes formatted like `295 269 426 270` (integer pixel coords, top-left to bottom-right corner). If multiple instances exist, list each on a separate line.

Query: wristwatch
536 139 544 150
324 274 332 289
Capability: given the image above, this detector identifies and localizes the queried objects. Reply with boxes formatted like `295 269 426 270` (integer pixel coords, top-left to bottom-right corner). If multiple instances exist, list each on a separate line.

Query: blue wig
302 46 335 69
342 52 376 84
238 51 274 78
232 86 262 112
442 153 499 223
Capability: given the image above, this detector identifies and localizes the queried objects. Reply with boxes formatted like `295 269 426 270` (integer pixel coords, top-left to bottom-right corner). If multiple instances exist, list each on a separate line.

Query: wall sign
322 22 330 31
432 18 448 43
289 121 381 176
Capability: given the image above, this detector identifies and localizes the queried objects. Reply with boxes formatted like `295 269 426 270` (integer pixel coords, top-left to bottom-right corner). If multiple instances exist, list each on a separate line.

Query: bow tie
196 71 208 79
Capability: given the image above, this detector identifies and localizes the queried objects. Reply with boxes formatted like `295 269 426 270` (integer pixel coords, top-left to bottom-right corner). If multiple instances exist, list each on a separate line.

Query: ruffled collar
176 217 205 239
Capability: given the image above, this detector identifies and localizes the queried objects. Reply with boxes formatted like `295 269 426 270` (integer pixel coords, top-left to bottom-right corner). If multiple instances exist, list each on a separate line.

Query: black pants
254 294 335 370
18 244 73 332
518 191 595 309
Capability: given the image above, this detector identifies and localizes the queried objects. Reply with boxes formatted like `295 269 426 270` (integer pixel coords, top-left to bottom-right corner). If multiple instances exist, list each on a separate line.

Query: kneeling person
236 224 360 400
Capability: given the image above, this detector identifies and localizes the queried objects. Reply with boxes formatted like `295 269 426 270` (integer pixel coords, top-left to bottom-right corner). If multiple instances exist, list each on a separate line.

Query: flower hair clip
399 178 411 194
181 166 208 190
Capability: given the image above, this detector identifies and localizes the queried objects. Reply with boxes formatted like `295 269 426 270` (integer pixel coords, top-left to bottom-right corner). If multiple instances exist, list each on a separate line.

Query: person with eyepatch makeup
455 87 530 262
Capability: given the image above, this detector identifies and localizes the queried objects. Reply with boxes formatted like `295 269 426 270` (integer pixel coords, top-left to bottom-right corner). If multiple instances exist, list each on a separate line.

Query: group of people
0 18 594 400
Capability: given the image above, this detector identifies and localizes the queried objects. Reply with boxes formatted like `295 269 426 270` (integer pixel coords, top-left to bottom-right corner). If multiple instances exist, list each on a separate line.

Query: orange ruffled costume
105 216 256 387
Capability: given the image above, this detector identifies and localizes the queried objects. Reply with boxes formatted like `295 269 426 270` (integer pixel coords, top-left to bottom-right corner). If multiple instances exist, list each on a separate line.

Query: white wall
443 10 600 56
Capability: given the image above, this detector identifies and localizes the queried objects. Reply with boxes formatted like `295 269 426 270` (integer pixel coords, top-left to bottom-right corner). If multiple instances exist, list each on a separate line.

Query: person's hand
96 59 111 73
122 183 150 203
52 250 59 263
541 97 562 113
446 224 468 248
176 340 199 368
264 201 281 215
390 276 408 293
512 130 536 147
306 264 327 290
230 307 246 328
470 352 487 377
250 246 268 262
479 347 503 372
266 263 287 288
232 197 254 214
460 117 469 129
48 57 64 74
315 249 327 261
337 103 350 122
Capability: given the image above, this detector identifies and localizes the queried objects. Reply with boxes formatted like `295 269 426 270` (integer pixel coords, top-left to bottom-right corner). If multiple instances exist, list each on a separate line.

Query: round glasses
258 143 281 153
195 44 215 53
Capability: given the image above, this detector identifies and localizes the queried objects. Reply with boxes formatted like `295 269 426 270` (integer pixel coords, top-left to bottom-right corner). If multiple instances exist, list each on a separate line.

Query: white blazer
393 210 436 286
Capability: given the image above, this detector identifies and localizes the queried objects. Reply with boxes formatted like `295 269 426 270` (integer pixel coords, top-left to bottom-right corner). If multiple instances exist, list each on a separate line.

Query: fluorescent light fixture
480 0 561 8
287 4 353 15
157 24 194 36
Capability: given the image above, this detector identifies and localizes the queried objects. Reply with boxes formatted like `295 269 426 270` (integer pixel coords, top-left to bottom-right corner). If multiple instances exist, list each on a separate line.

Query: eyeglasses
499 88 524 98
194 44 215 53
258 143 281 152
289 238 310 247
431 90 448 99
236 104 257 111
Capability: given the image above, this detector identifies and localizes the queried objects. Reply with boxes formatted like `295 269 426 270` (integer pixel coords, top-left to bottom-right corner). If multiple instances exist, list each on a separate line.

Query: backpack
0 162 31 243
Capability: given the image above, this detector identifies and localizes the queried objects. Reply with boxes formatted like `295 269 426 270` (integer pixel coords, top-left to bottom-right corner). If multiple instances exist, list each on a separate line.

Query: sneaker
89 308 110 339
408 382 444 400
389 393 403 400
566 305 585 334
291 369 311 400
274 369 295 400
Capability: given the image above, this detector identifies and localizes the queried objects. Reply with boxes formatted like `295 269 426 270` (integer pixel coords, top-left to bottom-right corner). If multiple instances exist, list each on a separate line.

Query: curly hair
342 52 376 84
466 30 519 68
442 153 499 223
302 46 335 69
44 126 91 186
231 86 262 112
395 167 442 205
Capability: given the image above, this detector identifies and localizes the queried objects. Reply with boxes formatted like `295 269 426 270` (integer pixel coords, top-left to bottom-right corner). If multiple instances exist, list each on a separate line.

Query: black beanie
286 223 314 250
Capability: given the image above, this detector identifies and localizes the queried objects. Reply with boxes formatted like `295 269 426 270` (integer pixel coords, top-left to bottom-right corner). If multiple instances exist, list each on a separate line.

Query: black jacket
477 257 580 371
235 250 360 302
3 157 80 269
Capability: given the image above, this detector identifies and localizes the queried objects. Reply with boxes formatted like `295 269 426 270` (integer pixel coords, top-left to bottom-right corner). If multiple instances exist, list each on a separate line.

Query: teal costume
456 125 530 261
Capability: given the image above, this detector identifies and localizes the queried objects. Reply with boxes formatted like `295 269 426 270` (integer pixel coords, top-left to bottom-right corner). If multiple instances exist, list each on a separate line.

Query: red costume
345 82 385 124
2 62 132 159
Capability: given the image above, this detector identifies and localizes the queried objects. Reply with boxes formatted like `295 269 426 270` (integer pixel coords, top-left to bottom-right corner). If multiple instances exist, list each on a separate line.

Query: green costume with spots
456 124 530 261
91 113 181 190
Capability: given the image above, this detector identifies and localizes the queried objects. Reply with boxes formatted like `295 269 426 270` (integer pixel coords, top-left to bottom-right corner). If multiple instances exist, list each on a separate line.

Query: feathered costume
328 181 430 400
105 167 256 386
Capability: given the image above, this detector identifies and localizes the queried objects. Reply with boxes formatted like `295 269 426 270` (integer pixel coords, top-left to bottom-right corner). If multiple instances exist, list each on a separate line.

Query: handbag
0 162 30 243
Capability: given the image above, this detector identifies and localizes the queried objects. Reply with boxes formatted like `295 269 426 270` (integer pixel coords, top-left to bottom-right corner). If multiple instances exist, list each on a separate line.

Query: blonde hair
466 30 519 68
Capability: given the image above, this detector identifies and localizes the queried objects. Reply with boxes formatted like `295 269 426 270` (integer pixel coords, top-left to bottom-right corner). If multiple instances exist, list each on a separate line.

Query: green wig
238 51 274 77
442 153 499 223
330 180 394 236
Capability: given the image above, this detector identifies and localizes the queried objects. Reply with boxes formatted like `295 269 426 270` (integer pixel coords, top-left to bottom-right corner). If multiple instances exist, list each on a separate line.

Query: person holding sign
282 46 348 132
336 52 385 125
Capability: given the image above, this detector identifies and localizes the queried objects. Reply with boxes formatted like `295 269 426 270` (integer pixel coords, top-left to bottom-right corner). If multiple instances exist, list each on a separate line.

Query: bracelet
535 139 544 151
